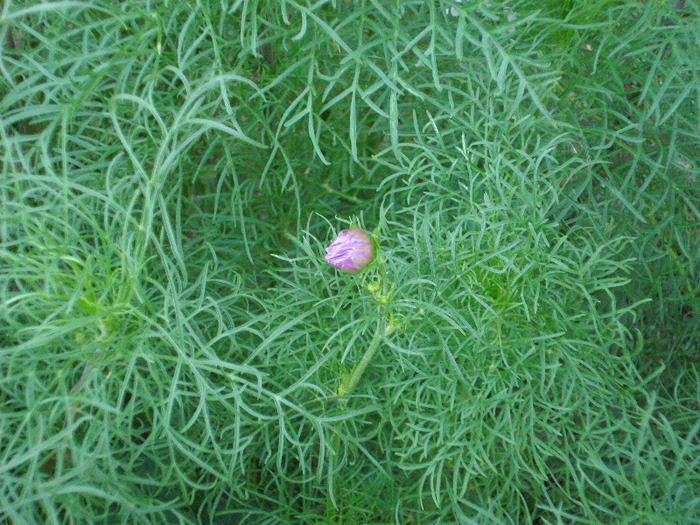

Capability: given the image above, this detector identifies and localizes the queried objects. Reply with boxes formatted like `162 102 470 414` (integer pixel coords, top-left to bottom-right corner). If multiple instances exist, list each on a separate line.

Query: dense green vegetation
1 1 697 523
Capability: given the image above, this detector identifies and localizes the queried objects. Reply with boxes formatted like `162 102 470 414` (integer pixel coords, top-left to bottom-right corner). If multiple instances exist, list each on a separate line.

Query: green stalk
338 316 385 399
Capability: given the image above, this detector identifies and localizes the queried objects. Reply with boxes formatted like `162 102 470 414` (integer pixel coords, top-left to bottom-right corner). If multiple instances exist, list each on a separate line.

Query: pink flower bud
324 228 374 273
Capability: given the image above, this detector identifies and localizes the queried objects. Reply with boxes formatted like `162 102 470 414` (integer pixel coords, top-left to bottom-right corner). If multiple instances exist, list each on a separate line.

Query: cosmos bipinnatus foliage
1 1 697 524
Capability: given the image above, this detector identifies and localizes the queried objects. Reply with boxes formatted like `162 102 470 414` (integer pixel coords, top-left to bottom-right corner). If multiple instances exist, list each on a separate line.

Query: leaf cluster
1 0 697 523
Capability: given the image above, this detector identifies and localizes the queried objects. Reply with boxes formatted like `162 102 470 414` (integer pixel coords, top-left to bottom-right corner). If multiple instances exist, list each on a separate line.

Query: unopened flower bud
324 228 374 273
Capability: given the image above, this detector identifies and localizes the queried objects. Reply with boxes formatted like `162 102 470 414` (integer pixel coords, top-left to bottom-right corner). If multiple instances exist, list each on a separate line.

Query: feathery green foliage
1 0 698 523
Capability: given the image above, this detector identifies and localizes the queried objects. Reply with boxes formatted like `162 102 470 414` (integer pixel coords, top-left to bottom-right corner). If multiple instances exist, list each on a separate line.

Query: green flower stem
338 316 385 399
378 254 389 296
